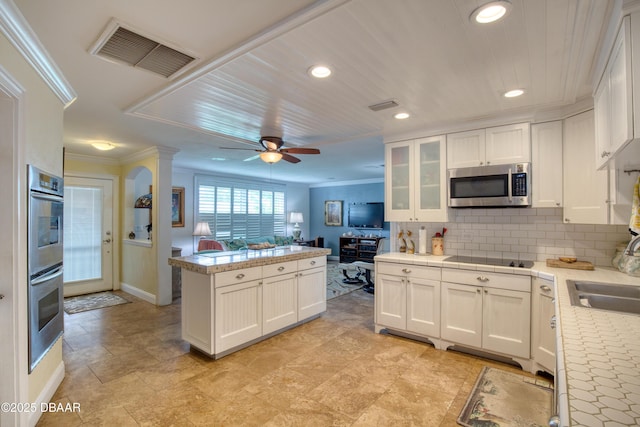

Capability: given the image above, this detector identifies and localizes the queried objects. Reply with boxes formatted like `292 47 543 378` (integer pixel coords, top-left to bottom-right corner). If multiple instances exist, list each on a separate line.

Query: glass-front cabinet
385 135 447 222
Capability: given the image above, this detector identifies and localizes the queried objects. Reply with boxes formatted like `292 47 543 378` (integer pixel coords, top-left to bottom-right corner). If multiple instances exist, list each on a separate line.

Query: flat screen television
348 202 384 229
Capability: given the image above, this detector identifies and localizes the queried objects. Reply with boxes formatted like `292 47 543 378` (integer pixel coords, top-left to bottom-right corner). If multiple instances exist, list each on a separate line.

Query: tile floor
39 289 537 426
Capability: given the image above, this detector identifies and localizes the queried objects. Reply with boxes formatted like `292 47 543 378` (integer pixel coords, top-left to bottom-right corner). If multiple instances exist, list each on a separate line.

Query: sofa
197 235 295 252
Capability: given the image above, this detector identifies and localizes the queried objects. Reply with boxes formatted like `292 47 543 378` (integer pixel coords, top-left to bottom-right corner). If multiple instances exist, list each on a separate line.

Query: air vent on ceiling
91 22 196 78
368 99 400 112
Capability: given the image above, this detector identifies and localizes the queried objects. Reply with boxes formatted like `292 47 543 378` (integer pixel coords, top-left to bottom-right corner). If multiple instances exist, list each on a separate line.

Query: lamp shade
289 212 303 224
134 193 152 208
260 151 283 164
193 221 212 237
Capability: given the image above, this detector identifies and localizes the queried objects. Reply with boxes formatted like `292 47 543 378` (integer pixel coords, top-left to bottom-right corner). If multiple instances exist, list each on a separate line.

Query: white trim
309 178 384 188
64 152 120 166
0 0 76 107
122 146 179 164
27 359 64 427
120 283 156 305
123 238 152 248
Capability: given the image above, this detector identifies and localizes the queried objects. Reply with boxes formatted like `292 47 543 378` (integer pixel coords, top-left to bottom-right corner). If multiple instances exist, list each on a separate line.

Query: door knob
103 238 111 243
0 294 4 300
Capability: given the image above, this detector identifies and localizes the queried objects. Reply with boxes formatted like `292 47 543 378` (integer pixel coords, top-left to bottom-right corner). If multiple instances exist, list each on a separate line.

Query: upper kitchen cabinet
385 136 448 222
531 121 563 208
594 15 633 169
563 110 608 224
447 123 530 169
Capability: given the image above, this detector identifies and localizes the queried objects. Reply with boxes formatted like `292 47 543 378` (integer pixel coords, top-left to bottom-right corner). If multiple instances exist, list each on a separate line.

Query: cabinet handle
550 315 556 329
310 260 316 265
540 285 551 292
278 266 285 271
476 276 489 282
236 273 245 279
600 151 611 158
476 288 481 293
402 268 411 274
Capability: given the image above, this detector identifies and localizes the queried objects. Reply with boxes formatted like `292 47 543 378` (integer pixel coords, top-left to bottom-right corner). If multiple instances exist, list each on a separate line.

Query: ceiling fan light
470 1 511 24
260 151 283 164
91 141 115 151
504 88 524 98
308 65 332 78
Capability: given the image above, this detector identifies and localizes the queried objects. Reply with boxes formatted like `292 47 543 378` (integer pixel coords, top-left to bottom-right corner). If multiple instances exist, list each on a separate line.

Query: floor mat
326 261 367 300
458 366 553 427
64 291 131 314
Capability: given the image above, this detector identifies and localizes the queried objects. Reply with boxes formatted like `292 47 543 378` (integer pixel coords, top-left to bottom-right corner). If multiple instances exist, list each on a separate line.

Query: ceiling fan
222 136 320 164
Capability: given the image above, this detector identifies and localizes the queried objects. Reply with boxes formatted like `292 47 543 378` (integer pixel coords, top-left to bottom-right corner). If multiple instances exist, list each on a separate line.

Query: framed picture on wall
172 187 184 227
324 200 342 226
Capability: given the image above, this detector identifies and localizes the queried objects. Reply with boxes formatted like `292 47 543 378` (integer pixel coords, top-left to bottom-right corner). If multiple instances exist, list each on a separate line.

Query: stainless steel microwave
448 162 531 208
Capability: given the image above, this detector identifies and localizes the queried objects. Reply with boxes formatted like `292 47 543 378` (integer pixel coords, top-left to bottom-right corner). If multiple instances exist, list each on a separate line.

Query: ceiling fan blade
281 153 301 163
281 147 320 155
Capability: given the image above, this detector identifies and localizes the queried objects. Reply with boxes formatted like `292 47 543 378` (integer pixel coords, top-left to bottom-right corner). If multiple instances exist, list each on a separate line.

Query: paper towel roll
418 228 428 254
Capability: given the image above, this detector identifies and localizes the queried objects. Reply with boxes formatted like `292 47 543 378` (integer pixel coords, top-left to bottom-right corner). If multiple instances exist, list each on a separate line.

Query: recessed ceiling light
91 141 115 151
504 89 524 98
470 1 511 24
394 112 410 120
308 65 332 78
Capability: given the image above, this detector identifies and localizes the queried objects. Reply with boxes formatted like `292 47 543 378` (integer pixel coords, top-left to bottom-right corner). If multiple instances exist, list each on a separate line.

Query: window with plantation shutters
195 175 286 240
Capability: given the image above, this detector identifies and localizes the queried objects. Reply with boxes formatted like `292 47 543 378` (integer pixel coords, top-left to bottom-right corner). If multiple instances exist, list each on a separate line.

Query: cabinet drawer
442 269 530 292
298 256 326 271
215 266 262 288
263 260 298 277
376 262 440 280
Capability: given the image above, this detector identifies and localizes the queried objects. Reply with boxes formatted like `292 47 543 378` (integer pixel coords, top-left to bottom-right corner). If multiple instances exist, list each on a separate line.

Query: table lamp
290 212 303 240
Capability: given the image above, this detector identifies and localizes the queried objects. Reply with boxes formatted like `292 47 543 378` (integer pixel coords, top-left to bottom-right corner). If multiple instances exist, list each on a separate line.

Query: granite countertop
168 245 331 275
375 252 640 426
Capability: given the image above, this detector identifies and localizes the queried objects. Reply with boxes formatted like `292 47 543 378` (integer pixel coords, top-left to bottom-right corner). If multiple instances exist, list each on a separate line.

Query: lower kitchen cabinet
375 262 441 338
440 269 531 360
297 262 327 320
531 276 556 374
215 278 262 353
262 271 298 335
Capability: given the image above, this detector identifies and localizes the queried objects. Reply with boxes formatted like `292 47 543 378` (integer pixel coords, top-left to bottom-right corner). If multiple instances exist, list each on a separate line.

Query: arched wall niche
125 166 152 241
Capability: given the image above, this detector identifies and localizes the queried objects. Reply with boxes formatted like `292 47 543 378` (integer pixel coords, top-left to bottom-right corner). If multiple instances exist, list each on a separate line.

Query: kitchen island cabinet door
262 272 297 335
482 287 531 359
297 266 326 321
215 279 262 353
441 282 482 348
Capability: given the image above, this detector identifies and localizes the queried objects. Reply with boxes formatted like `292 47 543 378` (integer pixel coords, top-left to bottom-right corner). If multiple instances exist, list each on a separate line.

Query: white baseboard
120 282 157 305
28 360 65 427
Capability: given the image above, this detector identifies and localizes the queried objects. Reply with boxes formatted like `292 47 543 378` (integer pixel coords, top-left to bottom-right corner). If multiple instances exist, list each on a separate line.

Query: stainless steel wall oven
28 165 64 373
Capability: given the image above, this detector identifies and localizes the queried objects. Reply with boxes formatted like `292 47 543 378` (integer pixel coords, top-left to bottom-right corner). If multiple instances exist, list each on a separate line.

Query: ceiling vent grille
92 24 196 78
368 99 400 112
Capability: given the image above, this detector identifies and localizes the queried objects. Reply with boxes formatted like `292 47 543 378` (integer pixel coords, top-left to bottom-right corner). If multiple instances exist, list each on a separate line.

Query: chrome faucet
624 235 640 256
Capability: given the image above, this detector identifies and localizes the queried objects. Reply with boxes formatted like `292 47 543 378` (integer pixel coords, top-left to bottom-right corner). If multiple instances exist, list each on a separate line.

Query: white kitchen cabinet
441 269 531 360
215 279 262 353
595 16 634 169
532 277 555 374
447 123 530 169
531 121 563 207
385 135 447 222
262 271 297 335
297 256 327 320
563 110 609 224
375 262 441 338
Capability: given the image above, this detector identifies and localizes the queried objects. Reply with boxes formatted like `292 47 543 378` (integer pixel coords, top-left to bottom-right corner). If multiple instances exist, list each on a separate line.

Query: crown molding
64 152 120 166
310 178 383 188
0 0 76 107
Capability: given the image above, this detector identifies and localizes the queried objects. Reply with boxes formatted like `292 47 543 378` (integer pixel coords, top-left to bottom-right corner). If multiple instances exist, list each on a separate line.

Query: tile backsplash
395 208 632 267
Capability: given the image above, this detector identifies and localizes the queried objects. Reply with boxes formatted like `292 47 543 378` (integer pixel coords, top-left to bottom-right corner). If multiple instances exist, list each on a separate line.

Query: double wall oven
28 165 64 373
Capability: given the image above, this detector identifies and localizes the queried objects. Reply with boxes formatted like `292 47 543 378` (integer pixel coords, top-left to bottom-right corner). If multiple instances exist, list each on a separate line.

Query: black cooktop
443 255 534 269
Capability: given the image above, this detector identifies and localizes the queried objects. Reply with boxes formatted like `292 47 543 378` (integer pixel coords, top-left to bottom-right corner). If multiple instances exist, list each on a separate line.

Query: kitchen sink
567 280 640 315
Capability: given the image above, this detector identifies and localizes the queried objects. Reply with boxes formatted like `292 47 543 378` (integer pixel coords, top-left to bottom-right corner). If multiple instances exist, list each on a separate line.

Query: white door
482 287 531 358
262 272 297 335
441 282 482 347
375 274 406 330
63 176 114 296
406 277 440 337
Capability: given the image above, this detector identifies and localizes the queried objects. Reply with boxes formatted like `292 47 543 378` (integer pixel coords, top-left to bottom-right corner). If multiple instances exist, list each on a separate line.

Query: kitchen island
374 252 640 426
169 245 331 359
